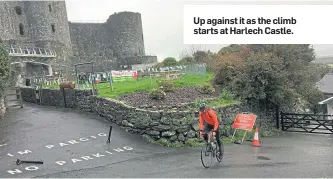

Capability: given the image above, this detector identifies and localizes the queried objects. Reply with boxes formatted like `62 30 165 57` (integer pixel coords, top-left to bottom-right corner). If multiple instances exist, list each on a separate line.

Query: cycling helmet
198 102 207 111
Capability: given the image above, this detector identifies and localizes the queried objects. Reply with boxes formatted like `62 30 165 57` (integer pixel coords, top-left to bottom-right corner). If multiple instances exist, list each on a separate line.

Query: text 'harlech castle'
0 1 157 78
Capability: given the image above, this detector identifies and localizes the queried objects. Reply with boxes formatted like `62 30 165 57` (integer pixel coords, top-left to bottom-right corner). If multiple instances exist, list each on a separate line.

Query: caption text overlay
183 5 333 44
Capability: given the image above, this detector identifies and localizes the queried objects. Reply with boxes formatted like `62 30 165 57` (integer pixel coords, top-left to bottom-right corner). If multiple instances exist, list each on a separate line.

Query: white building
318 96 333 120
316 72 333 118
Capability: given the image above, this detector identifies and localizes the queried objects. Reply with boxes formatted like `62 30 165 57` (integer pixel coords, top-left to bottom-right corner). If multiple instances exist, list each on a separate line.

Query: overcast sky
65 0 333 61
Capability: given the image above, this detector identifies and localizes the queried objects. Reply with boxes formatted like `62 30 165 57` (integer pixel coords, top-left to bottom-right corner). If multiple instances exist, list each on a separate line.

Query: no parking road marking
7 146 134 175
5 132 107 158
44 133 107 149
55 146 134 166
3 132 136 176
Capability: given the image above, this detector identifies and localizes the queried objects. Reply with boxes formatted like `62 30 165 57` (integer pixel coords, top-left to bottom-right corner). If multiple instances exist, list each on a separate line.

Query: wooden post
280 112 284 131
276 106 280 129
17 87 23 108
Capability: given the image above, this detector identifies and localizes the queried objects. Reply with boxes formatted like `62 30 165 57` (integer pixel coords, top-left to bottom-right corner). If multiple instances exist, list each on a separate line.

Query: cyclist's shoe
217 151 223 159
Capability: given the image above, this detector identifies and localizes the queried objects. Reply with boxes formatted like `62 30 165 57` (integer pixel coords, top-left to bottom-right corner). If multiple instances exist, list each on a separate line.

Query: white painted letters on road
45 145 54 149
68 140 79 144
114 148 124 152
43 132 106 150
92 153 105 158
81 156 94 160
71 158 82 163
17 150 32 155
59 143 69 147
55 161 66 166
7 153 14 157
7 169 22 175
25 166 39 171
79 137 89 141
6 146 135 175
98 133 107 137
105 151 113 155
7 166 39 175
124 146 133 150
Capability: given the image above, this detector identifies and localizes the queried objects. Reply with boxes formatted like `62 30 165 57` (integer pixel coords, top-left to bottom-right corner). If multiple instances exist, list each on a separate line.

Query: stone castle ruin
0 1 157 84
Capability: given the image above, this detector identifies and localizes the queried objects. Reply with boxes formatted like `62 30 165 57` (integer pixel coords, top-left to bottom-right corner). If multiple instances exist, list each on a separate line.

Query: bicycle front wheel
201 143 213 168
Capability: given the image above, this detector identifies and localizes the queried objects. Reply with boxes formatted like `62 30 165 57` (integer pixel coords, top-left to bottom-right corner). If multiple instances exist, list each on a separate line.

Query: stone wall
69 56 117 73
122 56 158 67
68 22 106 58
20 87 276 145
68 11 156 71
20 87 91 108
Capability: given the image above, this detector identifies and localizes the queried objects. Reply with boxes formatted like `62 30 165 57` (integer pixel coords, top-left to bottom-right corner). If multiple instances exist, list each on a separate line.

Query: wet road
1 104 333 178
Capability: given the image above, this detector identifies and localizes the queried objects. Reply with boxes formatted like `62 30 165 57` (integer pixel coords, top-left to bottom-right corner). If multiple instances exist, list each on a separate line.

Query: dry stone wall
20 87 275 145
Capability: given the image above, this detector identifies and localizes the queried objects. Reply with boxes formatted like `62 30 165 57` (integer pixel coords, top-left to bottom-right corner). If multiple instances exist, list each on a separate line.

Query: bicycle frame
201 131 216 143
201 131 217 155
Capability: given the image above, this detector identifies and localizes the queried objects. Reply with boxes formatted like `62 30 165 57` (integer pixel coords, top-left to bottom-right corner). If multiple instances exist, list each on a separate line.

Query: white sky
65 0 333 61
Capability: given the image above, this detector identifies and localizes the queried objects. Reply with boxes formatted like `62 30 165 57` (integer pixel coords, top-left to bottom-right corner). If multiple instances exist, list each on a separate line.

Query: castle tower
105 12 145 60
0 1 72 72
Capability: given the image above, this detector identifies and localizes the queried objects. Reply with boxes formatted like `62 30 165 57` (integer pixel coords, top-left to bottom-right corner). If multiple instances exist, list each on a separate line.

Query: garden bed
118 86 222 110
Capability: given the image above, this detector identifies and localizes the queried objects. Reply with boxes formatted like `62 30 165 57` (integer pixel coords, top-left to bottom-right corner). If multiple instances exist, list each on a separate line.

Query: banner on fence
232 113 257 131
111 70 138 82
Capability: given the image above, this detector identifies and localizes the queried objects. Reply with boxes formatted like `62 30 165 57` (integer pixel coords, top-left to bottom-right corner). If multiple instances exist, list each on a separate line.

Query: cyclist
199 102 223 158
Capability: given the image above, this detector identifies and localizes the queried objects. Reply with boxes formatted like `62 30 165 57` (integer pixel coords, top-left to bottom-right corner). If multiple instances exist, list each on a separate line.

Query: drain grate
257 156 271 160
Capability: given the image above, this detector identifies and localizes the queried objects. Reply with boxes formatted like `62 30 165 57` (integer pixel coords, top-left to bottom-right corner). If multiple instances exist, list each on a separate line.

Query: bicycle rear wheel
201 143 213 168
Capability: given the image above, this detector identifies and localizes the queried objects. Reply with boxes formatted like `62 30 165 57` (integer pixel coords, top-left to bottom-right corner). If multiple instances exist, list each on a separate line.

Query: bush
156 79 174 92
213 44 325 112
199 83 215 94
220 88 234 100
149 89 166 100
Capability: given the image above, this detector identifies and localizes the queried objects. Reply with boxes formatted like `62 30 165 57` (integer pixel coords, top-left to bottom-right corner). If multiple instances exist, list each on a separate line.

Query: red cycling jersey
199 109 219 131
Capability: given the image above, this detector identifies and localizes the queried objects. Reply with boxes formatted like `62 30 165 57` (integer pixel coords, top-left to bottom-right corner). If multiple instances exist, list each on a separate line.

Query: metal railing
8 45 57 58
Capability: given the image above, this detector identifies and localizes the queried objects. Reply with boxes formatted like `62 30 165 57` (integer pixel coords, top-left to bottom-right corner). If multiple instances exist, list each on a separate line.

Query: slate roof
316 73 333 94
318 96 333 104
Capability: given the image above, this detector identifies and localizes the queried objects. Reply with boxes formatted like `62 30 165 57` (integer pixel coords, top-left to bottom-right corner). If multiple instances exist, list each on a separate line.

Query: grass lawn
41 73 240 108
43 73 214 98
98 73 214 98
328 64 333 68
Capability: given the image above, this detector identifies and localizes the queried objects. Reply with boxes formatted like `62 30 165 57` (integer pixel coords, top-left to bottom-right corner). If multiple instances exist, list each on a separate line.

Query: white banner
111 70 137 77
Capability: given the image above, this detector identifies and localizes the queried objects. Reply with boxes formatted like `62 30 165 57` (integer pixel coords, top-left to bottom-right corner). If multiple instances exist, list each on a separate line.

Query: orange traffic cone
252 127 260 147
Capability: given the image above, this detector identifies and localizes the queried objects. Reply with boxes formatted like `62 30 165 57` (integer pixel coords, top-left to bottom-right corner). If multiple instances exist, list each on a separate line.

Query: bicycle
200 130 224 168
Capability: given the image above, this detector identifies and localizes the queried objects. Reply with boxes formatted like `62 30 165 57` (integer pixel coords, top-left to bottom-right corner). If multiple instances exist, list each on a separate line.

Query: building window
15 6 22 15
48 5 52 12
19 23 24 35
51 24 55 33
